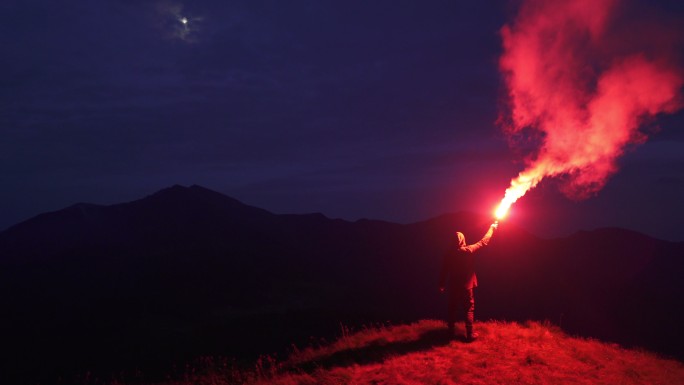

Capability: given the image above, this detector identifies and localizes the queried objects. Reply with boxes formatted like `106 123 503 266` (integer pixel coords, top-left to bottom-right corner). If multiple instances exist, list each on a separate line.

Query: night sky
3 0 684 241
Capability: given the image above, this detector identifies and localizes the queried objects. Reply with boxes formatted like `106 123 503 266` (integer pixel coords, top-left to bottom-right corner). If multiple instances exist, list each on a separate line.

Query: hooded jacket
439 226 494 290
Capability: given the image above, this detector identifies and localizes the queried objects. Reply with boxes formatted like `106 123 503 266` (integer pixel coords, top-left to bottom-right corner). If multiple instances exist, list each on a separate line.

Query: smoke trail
495 0 683 218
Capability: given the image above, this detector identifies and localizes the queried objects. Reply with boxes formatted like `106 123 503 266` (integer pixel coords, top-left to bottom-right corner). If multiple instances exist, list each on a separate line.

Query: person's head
455 231 466 248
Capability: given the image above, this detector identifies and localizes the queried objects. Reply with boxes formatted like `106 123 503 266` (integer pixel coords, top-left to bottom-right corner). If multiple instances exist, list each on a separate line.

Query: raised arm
462 222 497 253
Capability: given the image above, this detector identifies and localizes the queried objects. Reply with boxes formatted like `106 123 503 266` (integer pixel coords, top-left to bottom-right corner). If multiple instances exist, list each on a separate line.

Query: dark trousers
447 287 475 335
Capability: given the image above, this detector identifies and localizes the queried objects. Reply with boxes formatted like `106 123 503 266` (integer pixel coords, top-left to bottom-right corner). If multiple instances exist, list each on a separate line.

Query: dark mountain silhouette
1 185 682 384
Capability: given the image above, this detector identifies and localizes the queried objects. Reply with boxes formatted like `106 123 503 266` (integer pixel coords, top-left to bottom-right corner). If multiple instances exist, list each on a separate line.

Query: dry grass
157 320 684 385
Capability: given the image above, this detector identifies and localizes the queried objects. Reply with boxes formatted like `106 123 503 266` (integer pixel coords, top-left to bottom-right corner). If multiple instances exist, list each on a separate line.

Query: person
439 221 498 341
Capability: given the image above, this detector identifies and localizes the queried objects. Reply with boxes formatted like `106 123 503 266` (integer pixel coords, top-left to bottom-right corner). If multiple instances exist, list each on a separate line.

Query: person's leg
464 288 476 340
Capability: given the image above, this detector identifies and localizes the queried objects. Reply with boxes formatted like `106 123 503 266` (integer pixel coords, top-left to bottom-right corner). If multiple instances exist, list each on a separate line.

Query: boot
465 331 479 342
465 323 478 342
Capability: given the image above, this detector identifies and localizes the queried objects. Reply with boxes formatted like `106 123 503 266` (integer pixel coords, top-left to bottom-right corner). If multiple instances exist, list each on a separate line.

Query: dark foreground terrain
1 185 682 384
170 320 684 385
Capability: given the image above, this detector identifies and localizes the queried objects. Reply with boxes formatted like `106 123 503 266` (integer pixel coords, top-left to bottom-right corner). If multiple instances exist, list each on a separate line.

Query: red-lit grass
160 320 684 385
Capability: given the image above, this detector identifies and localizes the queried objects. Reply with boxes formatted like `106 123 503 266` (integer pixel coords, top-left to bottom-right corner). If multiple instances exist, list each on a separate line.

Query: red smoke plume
494 0 683 219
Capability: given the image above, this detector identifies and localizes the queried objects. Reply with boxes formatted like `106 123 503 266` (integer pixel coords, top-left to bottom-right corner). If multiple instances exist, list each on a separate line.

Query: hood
456 231 466 248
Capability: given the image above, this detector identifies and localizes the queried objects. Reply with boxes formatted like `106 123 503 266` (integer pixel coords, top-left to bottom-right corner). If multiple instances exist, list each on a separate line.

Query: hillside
162 320 684 385
1 184 683 384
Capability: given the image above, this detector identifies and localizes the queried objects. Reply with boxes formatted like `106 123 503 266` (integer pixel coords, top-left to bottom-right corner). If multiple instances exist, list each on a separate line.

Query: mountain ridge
2 184 671 245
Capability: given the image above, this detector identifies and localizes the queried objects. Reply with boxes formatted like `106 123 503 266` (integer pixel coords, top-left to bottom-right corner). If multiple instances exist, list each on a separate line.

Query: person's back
442 229 492 290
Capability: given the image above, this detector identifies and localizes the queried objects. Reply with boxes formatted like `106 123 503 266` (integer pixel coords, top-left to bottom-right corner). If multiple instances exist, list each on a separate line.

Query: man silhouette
439 221 498 341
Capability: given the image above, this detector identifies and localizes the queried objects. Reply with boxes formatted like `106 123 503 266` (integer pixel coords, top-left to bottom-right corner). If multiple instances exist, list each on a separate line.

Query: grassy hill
156 320 683 385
